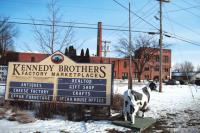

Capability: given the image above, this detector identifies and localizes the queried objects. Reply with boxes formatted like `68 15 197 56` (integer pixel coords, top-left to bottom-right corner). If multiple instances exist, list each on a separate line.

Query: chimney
97 22 102 57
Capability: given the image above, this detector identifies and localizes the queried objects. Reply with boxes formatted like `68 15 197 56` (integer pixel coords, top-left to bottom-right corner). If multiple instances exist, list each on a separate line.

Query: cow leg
130 105 136 124
123 101 128 121
130 114 135 124
142 111 144 118
124 112 128 121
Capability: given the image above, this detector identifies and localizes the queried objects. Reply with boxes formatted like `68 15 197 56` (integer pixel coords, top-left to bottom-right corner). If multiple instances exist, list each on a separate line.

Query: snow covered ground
0 84 5 97
0 80 200 133
0 119 129 133
114 80 200 119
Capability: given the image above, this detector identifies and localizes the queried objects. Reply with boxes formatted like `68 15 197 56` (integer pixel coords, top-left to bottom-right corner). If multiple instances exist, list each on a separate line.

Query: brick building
90 22 171 81
0 52 48 65
90 48 171 81
0 47 171 81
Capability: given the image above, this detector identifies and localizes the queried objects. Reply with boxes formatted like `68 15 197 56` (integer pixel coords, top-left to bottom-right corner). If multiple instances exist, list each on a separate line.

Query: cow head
148 82 157 91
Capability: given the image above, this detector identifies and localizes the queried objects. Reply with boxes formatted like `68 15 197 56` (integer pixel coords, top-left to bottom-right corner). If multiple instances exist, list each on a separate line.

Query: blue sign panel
58 78 106 85
57 78 107 104
8 81 54 102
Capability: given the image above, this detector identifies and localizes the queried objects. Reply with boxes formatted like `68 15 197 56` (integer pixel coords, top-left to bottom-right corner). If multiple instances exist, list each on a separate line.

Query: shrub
111 94 123 112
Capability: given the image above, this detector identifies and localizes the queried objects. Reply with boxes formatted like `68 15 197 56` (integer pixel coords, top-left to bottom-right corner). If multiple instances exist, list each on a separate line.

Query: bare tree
0 17 17 56
115 35 159 82
32 0 73 54
197 65 200 72
173 61 194 73
173 63 181 72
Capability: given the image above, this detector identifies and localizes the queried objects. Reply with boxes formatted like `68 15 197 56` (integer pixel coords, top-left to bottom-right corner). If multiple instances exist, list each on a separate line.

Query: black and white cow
123 82 157 124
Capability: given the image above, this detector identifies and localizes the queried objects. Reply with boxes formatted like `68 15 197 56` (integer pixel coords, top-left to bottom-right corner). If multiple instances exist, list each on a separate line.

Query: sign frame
5 51 113 106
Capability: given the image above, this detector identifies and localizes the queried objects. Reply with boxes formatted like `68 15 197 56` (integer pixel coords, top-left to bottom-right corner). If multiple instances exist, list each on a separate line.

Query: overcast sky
1 0 200 68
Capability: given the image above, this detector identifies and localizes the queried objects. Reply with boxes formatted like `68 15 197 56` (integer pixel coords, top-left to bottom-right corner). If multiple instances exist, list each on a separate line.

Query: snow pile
0 119 129 133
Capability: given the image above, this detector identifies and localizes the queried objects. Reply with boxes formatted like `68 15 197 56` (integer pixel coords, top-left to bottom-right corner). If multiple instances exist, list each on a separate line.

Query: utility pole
128 2 133 90
102 40 111 57
157 0 170 92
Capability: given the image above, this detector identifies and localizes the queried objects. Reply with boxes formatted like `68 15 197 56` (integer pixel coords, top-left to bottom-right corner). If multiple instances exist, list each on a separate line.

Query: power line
134 3 158 26
166 5 200 13
171 2 200 18
112 0 160 30
8 17 131 29
2 21 200 48
136 0 153 13
134 5 158 29
0 20 157 34
182 0 196 7
163 15 200 37
163 32 200 47
164 5 175 35
106 2 157 40
169 35 200 47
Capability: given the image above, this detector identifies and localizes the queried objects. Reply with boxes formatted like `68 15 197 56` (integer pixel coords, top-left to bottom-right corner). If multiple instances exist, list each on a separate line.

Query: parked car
166 79 180 85
195 79 200 86
179 80 188 85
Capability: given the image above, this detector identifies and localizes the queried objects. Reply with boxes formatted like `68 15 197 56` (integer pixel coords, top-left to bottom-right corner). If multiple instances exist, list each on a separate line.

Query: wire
164 5 175 35
134 3 158 26
0 20 157 34
7 17 131 29
182 0 196 7
2 20 200 48
166 5 200 13
112 0 160 31
164 33 200 47
163 16 200 37
136 0 152 13
135 5 158 28
171 2 200 18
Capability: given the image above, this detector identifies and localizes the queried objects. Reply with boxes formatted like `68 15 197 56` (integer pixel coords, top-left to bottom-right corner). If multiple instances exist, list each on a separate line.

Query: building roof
172 72 196 77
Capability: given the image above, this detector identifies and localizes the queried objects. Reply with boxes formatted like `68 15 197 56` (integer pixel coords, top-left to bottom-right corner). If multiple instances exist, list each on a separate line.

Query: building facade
0 47 171 81
90 47 171 81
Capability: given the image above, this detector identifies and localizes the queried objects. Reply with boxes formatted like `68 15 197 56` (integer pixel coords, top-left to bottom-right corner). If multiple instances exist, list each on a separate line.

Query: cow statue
123 82 157 124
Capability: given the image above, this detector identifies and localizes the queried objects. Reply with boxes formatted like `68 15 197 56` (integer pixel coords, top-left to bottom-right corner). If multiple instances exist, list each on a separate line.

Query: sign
0 66 8 84
57 78 107 104
9 82 54 101
5 51 112 105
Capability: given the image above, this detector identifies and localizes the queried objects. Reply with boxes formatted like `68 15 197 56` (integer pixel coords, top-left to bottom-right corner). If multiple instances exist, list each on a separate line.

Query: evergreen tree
85 48 90 57
80 49 84 57
64 48 68 56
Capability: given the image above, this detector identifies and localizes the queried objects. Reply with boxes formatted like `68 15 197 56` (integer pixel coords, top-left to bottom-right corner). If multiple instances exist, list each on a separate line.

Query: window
112 61 115 68
164 56 169 63
124 61 127 68
31 57 35 62
134 73 138 79
145 75 149 79
144 53 150 61
154 76 159 81
113 71 116 78
122 72 128 79
155 55 159 62
154 65 159 71
164 68 169 72
144 67 149 71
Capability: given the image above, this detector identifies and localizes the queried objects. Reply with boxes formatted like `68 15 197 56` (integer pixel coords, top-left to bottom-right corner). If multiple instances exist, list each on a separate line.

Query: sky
0 0 200 69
